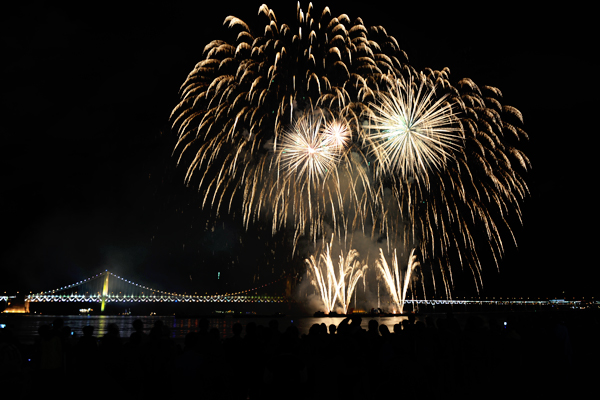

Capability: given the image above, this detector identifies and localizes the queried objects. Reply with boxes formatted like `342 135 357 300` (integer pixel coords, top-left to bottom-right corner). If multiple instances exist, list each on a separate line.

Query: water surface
1 313 417 345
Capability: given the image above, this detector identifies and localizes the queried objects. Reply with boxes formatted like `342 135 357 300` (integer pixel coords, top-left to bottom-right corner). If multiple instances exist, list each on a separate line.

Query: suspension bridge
23 271 598 314
26 270 288 312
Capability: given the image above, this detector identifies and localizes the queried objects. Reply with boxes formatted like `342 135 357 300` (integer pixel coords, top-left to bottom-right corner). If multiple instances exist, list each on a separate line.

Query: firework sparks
253 106 373 248
170 2 397 247
276 110 342 186
170 3 530 302
375 248 419 314
364 73 463 180
306 238 366 314
322 116 352 151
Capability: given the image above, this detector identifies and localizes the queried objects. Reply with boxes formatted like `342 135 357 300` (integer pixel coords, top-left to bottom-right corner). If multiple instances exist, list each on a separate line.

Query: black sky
1 1 597 299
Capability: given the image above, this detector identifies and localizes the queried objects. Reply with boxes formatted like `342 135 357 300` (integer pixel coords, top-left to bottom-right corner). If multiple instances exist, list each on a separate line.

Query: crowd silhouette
1 310 597 399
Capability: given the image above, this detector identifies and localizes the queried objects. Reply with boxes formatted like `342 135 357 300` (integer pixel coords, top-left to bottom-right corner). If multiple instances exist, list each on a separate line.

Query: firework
375 248 419 314
170 3 530 301
265 107 374 248
322 115 352 151
170 3 409 246
364 72 463 180
368 73 530 298
306 238 366 314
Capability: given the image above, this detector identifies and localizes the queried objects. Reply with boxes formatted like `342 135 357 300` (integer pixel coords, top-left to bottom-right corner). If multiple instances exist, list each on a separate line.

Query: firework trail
170 3 530 304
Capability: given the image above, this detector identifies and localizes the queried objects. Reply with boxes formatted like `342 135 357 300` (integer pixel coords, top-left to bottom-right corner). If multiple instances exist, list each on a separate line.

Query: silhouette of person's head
328 324 336 335
150 320 166 340
368 319 379 334
106 323 120 337
309 324 321 336
232 322 243 337
82 325 94 337
320 323 327 335
379 324 390 337
132 319 144 333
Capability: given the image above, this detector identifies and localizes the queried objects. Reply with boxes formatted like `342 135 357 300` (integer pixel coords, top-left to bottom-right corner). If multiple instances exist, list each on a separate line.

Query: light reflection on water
0 314 416 345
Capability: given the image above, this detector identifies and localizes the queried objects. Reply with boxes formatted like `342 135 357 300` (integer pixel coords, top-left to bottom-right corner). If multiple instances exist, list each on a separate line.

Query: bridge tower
101 272 109 313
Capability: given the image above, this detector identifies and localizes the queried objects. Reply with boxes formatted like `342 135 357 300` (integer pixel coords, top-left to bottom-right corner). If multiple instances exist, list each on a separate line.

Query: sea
1 313 420 345
1 301 577 346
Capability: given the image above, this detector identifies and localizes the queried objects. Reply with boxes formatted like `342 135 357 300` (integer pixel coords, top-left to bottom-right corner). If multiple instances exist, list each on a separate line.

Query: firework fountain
170 3 530 313
376 248 420 314
305 237 366 314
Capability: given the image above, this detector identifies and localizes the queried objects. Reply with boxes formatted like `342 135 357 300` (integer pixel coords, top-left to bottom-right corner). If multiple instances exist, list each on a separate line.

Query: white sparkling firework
306 239 366 314
322 117 352 151
255 107 372 249
170 2 396 247
276 110 342 186
376 247 419 314
170 3 530 302
365 73 463 180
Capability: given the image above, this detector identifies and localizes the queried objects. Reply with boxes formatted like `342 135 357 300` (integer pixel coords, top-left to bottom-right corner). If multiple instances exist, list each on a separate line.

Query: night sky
1 2 596 300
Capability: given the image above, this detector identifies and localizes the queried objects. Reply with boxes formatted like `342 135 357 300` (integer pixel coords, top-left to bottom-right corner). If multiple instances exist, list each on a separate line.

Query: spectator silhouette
328 324 337 335
263 325 307 400
36 323 63 374
100 323 122 350
146 320 178 389
169 331 205 396
129 319 148 346
379 323 391 338
6 309 595 398
367 319 380 337
0 325 28 392
74 325 98 367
